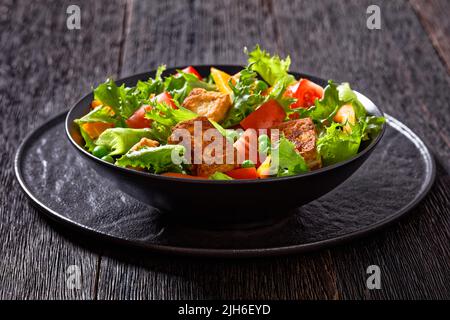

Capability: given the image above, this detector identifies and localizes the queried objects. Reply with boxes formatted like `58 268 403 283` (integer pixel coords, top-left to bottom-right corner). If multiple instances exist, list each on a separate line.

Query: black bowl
66 66 386 226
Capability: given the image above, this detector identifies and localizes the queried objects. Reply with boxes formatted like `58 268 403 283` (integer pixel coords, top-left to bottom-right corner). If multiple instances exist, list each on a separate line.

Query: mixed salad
74 46 385 180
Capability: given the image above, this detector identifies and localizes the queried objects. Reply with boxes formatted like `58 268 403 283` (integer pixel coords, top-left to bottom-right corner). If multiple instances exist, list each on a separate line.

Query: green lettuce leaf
297 81 384 136
144 101 198 144
146 121 173 144
272 137 309 176
116 145 186 173
134 65 166 100
246 45 295 86
267 75 296 111
79 126 97 152
208 119 241 142
74 105 122 126
163 71 216 105
362 115 385 140
221 68 266 128
145 102 198 127
317 122 362 166
299 80 340 123
95 128 155 156
93 79 140 119
209 172 234 180
337 83 367 120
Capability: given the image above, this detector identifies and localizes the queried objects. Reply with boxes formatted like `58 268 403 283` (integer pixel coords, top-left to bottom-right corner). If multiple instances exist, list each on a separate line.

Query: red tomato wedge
240 100 286 130
155 91 177 109
161 172 207 179
285 79 324 109
125 105 152 129
225 167 258 180
180 66 202 80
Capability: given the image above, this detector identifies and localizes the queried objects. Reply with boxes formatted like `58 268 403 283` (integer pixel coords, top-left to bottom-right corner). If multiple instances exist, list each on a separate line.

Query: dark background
1 0 449 299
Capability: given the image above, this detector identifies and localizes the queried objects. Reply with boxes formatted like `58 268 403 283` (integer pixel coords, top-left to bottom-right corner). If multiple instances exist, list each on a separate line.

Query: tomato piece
125 105 152 129
125 92 177 129
180 66 202 80
161 172 207 179
240 100 286 130
155 91 177 109
225 167 258 180
285 79 324 109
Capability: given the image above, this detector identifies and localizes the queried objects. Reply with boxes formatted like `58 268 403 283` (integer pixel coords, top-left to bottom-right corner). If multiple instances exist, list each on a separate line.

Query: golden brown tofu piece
130 137 159 151
168 116 236 176
182 88 232 122
273 118 322 170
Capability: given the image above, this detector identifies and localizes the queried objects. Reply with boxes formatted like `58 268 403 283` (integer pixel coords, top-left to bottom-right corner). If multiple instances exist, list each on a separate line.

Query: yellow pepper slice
210 67 233 95
257 155 273 178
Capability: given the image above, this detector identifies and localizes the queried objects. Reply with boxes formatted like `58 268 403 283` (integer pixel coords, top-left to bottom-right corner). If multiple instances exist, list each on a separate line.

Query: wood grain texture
2 0 449 300
95 0 450 300
410 0 450 73
272 0 450 299
0 0 125 299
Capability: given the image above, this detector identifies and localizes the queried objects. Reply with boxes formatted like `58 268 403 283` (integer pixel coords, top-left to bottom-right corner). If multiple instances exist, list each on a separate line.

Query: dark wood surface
1 0 449 299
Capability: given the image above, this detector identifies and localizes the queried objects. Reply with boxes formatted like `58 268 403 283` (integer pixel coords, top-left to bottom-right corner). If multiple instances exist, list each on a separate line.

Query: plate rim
14 111 436 258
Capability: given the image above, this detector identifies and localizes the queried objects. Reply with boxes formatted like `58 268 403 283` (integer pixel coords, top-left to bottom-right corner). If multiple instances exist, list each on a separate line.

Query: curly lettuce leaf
267 75 297 111
222 68 266 128
272 137 309 177
246 45 295 86
317 122 362 166
144 101 198 144
209 172 234 180
362 115 385 141
146 121 173 144
163 71 216 105
93 79 140 119
145 102 198 127
74 105 122 126
95 128 155 156
134 65 166 100
116 145 186 173
299 80 340 123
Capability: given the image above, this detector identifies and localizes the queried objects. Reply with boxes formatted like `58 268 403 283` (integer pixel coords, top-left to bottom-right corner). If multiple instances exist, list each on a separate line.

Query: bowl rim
65 65 386 184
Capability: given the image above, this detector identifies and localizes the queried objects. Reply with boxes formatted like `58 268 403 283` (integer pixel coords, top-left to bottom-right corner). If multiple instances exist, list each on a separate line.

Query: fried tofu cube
182 88 232 123
273 118 322 170
168 116 236 176
130 137 159 151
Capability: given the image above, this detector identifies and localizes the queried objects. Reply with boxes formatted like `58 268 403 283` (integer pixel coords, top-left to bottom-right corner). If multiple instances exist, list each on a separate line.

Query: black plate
14 112 435 257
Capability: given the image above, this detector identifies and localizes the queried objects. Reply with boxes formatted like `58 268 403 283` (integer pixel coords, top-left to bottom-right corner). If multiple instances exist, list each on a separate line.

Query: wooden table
1 0 449 300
